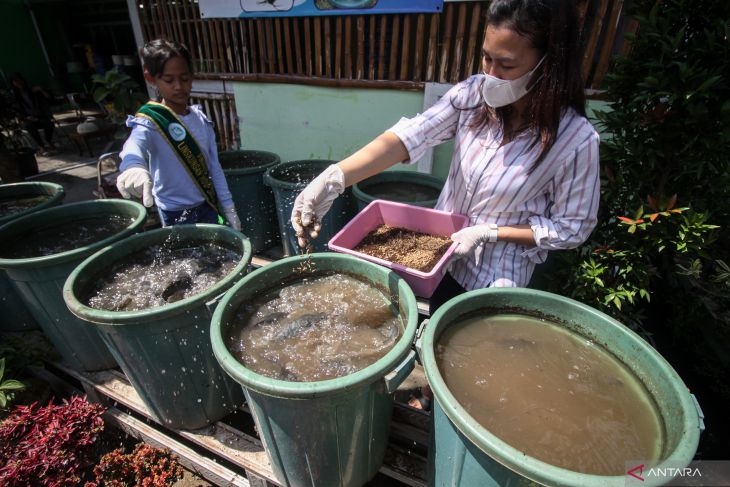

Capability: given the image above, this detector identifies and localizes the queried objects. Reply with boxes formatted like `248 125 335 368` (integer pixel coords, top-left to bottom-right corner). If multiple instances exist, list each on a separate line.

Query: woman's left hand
451 224 499 258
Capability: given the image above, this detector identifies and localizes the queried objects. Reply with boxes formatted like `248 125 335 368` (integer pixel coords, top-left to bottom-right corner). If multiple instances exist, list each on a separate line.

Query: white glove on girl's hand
116 167 154 207
290 164 345 247
223 206 241 231
451 224 499 258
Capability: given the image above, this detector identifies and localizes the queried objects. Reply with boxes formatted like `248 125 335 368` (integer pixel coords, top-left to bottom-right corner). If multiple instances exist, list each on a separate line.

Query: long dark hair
468 0 586 166
141 39 193 77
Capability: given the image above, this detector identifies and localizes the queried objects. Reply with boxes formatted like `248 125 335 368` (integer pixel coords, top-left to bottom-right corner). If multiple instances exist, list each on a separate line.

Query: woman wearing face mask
292 0 599 312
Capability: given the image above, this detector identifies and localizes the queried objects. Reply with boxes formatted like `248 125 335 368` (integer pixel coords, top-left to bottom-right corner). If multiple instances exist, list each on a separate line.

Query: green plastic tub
352 170 444 211
0 200 147 371
211 253 419 487
0 181 65 332
264 160 355 256
64 224 252 429
420 288 703 487
220 150 281 253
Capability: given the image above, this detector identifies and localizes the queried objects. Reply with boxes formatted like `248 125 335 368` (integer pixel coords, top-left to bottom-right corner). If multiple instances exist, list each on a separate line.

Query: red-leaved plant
86 442 184 487
0 395 105 486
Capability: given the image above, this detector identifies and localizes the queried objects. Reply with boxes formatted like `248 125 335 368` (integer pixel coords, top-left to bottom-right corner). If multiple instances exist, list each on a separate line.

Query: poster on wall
199 0 443 19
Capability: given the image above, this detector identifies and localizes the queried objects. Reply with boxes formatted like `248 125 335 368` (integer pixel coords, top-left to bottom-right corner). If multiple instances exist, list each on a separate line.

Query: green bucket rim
0 181 65 226
263 159 336 191
220 149 282 176
0 199 147 269
352 170 444 207
421 287 701 487
63 224 253 325
210 252 419 399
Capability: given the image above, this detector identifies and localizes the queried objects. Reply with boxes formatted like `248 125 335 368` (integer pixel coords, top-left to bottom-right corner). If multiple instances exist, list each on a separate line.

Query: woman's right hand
290 164 346 248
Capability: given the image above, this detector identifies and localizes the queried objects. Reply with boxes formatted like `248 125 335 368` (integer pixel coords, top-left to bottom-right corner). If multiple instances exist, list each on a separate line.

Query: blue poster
199 0 443 19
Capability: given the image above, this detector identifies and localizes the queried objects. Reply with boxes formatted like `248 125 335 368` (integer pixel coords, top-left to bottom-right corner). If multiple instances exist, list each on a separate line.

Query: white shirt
119 105 233 211
389 75 600 290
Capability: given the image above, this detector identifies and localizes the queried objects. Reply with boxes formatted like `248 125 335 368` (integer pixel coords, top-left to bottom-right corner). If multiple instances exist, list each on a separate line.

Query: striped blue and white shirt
389 75 600 290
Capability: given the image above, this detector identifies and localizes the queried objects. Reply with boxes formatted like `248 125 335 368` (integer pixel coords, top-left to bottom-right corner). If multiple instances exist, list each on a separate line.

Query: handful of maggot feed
295 215 320 248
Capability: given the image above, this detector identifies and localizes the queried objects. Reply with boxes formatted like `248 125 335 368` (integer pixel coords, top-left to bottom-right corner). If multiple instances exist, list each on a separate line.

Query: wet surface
84 240 241 311
227 273 402 382
437 313 664 475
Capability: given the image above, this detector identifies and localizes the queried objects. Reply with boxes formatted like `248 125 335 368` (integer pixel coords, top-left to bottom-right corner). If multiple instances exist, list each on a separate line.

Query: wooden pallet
35 361 430 487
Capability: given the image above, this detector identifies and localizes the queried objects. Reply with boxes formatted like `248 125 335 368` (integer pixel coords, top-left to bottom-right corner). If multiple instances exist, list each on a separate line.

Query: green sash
136 101 224 224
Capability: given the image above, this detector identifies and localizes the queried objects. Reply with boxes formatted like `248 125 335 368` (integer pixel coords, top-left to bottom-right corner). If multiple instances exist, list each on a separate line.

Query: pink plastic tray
328 200 469 298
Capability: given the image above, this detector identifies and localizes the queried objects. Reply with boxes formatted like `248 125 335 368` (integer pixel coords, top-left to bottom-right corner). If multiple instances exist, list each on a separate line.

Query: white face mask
481 56 545 108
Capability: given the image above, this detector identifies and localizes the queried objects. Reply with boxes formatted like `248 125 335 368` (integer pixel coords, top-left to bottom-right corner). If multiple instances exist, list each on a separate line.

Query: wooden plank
265 19 276 73
368 16 376 79
344 16 353 79
137 0 153 43
413 14 425 81
181 2 196 59
216 20 227 72
147 0 161 39
619 18 639 57
388 15 400 80
464 2 482 77
106 408 252 487
425 14 439 81
400 16 411 81
237 21 247 73
249 20 260 73
256 21 267 73
450 3 468 82
293 18 303 75
283 18 294 74
304 17 313 76
324 17 333 77
438 4 454 83
377 16 388 79
314 17 322 76
185 0 206 71
169 0 185 49
221 19 234 72
154 0 170 40
356 17 365 80
592 0 625 88
196 72 425 92
335 16 343 78
274 18 285 74
581 0 610 85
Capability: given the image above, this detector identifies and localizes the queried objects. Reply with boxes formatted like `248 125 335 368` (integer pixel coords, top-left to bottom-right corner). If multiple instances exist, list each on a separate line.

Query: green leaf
0 379 26 391
0 357 4 381
0 391 6 408
613 297 622 309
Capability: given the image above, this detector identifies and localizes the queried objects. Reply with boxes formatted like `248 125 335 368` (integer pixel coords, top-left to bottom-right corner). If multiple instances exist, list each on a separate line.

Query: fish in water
162 276 193 303
273 313 327 341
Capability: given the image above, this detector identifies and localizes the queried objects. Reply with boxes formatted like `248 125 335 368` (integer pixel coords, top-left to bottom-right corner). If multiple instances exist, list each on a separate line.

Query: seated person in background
116 39 241 229
9 72 57 156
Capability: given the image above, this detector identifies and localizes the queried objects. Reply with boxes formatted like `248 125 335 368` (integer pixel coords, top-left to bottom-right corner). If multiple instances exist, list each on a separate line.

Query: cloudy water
227 273 402 382
85 241 241 311
0 195 51 218
1 215 132 258
436 314 664 476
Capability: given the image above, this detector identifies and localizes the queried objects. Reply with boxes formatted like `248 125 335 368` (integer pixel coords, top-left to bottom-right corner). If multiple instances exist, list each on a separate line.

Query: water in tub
0 194 51 218
0 215 133 258
226 273 403 382
84 239 241 311
436 313 664 476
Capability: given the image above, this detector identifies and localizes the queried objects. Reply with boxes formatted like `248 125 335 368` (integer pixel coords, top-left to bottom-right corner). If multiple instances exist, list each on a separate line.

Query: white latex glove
116 167 154 207
290 164 346 247
223 206 241 231
451 223 499 258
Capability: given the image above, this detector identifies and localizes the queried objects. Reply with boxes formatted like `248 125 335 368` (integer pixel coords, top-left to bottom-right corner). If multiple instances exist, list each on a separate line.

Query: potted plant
91 69 147 133
0 91 39 183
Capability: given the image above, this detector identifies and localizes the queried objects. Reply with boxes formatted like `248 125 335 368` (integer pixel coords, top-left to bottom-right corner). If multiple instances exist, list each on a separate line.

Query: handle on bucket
205 292 227 317
383 349 416 394
691 393 706 432
414 319 429 361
